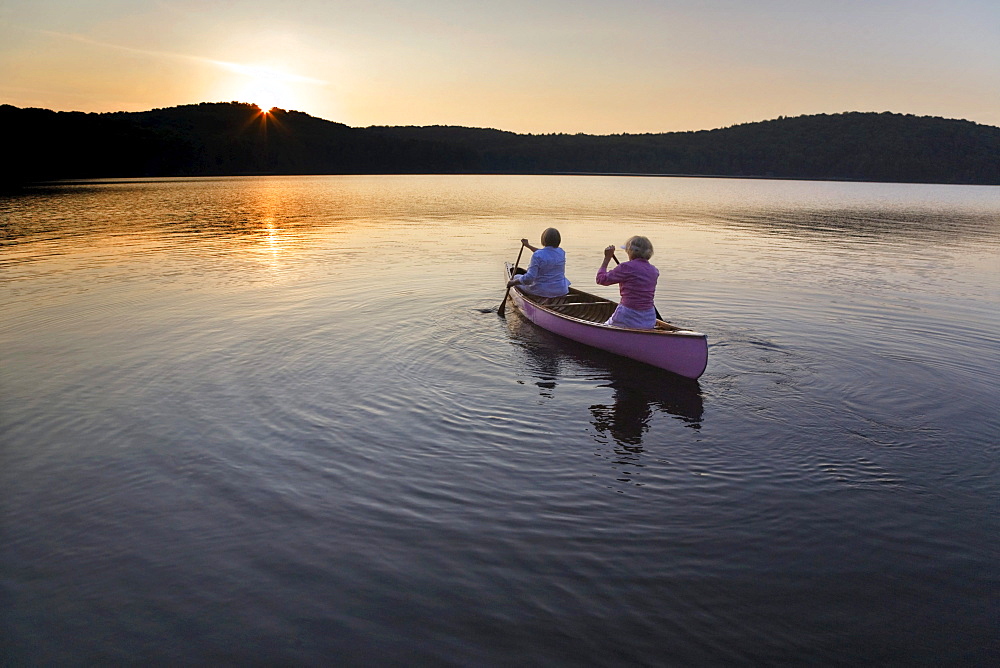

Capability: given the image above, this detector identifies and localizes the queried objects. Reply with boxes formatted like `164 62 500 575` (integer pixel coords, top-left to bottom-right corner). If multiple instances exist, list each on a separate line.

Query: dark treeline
4 102 999 185
2 103 477 184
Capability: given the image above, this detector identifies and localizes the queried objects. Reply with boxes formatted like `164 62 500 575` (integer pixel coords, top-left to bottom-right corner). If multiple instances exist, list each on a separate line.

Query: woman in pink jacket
596 235 659 329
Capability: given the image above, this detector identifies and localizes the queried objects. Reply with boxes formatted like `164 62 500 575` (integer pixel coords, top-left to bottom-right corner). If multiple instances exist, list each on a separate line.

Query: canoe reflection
590 368 703 445
506 307 704 446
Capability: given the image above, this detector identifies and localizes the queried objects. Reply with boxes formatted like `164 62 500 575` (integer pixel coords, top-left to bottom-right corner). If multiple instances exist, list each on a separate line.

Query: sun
218 60 326 115
233 65 290 112
246 81 283 113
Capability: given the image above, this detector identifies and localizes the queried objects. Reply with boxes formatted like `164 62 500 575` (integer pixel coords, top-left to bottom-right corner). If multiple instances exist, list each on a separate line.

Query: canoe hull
505 263 708 379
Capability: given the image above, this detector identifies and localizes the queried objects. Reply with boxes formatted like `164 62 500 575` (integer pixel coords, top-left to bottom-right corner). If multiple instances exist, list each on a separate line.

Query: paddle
497 243 526 317
611 255 663 321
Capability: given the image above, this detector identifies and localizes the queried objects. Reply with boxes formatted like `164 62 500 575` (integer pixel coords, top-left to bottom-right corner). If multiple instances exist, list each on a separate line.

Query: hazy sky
2 0 998 134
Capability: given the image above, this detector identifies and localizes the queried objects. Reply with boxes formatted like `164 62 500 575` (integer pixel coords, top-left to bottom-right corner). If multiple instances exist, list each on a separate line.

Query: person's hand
604 245 617 261
521 238 530 247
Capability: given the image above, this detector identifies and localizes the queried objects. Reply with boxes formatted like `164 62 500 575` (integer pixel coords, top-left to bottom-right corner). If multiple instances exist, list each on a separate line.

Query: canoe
504 263 708 379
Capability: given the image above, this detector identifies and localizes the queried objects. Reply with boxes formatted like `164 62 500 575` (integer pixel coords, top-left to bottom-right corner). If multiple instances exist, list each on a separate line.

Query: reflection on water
505 306 704 443
589 370 703 444
704 205 999 250
2 175 998 665
588 369 704 486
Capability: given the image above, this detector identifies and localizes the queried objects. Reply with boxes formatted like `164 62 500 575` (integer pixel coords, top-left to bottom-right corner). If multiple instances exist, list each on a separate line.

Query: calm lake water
2 175 998 665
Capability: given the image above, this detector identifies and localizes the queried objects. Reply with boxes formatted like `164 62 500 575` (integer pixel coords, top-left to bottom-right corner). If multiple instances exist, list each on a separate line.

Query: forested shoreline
4 102 998 185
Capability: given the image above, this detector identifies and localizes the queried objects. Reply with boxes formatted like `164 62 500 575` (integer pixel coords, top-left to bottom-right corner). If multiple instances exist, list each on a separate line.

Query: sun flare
215 60 327 115
215 61 328 112
229 65 287 112
244 80 283 113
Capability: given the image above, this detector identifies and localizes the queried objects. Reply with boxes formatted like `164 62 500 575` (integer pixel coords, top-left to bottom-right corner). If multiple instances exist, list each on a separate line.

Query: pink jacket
596 258 659 310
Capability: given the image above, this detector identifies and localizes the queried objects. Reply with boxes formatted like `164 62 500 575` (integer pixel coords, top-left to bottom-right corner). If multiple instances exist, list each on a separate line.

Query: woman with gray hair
596 235 659 328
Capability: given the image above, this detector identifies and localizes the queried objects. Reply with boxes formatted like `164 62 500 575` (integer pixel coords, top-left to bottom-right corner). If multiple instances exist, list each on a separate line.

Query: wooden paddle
611 255 663 321
497 243 525 317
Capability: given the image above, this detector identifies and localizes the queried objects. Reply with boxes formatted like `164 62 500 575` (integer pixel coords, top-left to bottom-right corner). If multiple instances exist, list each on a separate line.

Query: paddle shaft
611 255 663 321
498 243 526 316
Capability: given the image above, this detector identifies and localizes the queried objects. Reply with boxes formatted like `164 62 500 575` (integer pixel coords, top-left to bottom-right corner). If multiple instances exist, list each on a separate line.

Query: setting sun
238 73 285 112
219 62 326 114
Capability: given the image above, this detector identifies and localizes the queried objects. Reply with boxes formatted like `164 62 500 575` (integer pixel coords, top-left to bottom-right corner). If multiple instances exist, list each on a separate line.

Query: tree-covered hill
368 113 1000 184
1 102 479 183
3 102 998 185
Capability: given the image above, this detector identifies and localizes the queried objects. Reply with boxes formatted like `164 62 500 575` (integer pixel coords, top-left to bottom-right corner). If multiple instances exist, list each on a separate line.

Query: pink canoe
504 263 708 379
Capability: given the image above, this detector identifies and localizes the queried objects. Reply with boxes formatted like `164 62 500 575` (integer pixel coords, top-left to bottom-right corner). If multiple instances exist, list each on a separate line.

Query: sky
1 0 998 134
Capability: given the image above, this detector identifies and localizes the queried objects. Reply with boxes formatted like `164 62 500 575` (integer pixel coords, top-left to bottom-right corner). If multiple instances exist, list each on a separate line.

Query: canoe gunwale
505 263 705 338
503 262 709 379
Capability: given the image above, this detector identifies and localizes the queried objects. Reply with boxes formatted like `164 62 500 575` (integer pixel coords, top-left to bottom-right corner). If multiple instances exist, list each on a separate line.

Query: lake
2 175 998 665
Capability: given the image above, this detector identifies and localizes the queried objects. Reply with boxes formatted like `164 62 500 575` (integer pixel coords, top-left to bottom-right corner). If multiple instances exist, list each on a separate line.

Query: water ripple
2 175 997 665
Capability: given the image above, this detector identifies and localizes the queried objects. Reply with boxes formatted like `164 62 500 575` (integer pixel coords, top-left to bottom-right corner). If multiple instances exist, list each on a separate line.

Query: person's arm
520 238 539 253
596 245 620 285
507 253 540 288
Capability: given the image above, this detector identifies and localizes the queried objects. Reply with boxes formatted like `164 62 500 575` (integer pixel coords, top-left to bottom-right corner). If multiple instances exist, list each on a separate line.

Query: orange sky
2 0 998 134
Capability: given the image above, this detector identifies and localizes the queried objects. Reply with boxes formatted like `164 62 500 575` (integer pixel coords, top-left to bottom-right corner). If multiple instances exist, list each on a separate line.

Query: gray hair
624 235 653 260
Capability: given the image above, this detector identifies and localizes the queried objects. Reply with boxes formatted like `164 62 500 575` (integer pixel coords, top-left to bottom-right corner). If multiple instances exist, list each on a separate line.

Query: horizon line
3 100 998 136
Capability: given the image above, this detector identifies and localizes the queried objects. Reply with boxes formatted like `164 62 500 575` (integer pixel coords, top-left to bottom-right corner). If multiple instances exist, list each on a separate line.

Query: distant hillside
367 114 1000 184
3 102 999 185
1 102 477 184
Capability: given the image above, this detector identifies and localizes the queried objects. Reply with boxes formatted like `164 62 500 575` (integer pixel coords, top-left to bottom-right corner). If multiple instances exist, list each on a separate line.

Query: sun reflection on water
258 218 283 271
